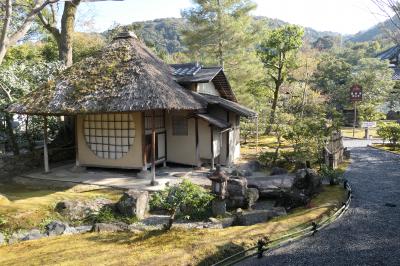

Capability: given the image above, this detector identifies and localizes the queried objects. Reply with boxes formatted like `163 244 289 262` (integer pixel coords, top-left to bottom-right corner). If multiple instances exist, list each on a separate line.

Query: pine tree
181 0 263 94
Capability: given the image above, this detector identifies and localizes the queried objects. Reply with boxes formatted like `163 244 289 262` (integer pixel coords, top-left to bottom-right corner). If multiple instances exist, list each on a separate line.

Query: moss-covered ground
0 183 123 232
0 184 347 266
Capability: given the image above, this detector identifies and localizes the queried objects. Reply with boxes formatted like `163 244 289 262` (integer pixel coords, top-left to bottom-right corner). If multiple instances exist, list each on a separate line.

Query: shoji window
83 113 135 159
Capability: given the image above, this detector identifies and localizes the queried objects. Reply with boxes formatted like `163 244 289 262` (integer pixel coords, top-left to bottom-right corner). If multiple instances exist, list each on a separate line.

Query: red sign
350 84 362 102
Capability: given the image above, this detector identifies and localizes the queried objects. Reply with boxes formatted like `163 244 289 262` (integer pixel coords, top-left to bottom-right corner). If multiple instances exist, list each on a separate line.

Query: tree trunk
5 113 19 155
166 209 177 230
265 83 280 134
60 0 80 67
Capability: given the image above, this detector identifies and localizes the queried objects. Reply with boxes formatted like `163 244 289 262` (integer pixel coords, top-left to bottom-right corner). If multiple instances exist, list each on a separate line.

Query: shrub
319 165 343 185
377 122 400 148
85 206 137 225
150 179 214 230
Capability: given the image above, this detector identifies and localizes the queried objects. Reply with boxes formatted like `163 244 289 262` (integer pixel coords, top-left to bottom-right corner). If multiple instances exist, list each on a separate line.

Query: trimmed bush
150 179 214 230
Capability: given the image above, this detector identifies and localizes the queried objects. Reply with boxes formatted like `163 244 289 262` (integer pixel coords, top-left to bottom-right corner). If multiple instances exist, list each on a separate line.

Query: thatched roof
8 32 206 115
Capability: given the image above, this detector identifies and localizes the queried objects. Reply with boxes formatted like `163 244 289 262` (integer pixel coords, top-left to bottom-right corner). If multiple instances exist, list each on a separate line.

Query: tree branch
8 0 60 45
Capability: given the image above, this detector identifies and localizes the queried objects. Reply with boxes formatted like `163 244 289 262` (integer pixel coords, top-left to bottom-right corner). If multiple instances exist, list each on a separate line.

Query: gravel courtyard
240 147 400 266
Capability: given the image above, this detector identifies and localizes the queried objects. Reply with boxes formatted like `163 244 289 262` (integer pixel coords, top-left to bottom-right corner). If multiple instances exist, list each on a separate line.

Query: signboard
361 121 377 128
350 84 362 102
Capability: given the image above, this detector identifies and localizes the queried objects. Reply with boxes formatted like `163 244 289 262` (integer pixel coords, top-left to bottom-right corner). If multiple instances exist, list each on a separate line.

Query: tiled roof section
392 67 400 80
377 45 400 60
170 62 237 102
198 94 257 118
172 62 202 76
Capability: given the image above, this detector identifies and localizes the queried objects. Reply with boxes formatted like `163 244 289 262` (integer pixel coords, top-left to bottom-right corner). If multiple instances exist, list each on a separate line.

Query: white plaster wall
165 110 197 166
77 112 143 169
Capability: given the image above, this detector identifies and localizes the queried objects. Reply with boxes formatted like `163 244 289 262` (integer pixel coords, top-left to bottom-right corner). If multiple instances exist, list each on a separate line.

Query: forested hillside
104 17 342 55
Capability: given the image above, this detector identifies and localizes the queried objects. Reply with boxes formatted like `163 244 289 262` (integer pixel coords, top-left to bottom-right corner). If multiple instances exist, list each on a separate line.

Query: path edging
212 182 353 266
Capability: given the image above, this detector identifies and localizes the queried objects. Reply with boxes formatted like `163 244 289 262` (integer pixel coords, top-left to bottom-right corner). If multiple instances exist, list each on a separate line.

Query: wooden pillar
150 110 157 186
43 116 50 173
210 126 215 170
195 117 201 168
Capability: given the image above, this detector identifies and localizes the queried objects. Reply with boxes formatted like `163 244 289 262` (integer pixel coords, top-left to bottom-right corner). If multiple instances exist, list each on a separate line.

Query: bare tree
371 0 400 42
0 0 59 65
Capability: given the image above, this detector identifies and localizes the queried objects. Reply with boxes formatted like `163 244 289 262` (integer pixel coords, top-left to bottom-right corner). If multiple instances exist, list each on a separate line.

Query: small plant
150 179 214 230
85 206 116 224
377 122 400 149
85 206 138 225
0 214 7 227
320 165 343 185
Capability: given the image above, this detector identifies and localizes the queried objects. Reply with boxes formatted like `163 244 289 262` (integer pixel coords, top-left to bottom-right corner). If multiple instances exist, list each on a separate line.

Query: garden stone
278 189 310 210
63 227 78 235
8 232 26 244
242 160 262 172
92 222 129 233
209 217 235 228
45 221 68 236
245 188 259 209
234 208 287 226
0 232 5 245
226 196 247 209
74 225 92 234
271 167 288 176
55 198 113 221
227 177 248 197
211 199 226 216
293 168 322 196
117 190 149 219
21 229 46 241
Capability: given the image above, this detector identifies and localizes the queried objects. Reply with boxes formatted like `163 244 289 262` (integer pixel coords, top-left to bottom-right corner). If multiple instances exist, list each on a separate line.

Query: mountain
104 17 341 55
346 17 399 43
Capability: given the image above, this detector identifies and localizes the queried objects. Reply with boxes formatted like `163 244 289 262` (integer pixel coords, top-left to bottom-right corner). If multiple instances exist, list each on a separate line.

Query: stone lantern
208 165 229 216
208 165 229 199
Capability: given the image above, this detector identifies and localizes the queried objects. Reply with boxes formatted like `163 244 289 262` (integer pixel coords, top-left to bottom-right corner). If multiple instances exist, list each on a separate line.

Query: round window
83 113 135 159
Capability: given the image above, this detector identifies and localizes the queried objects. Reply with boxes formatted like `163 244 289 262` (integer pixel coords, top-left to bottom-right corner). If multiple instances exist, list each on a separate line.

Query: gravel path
239 147 400 266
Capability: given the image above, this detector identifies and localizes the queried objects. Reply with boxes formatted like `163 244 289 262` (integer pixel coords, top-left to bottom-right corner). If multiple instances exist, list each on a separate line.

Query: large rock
245 188 259 209
55 198 113 221
227 177 247 197
226 196 246 209
247 174 294 199
211 199 226 216
270 167 288 176
277 189 310 210
8 232 26 244
242 161 262 172
235 208 287 226
45 221 69 236
117 190 149 219
92 222 129 233
293 168 321 196
21 229 46 241
0 232 5 245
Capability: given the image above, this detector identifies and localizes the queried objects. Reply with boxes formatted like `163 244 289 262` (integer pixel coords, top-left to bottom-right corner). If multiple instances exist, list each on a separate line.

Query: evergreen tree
257 25 304 133
182 0 256 66
181 0 263 95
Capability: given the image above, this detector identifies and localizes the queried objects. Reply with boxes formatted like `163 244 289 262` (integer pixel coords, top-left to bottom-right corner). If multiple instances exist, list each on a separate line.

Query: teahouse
8 32 257 185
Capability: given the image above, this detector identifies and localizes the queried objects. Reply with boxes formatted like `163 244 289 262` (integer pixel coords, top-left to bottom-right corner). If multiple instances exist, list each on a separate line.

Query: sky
77 0 390 34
